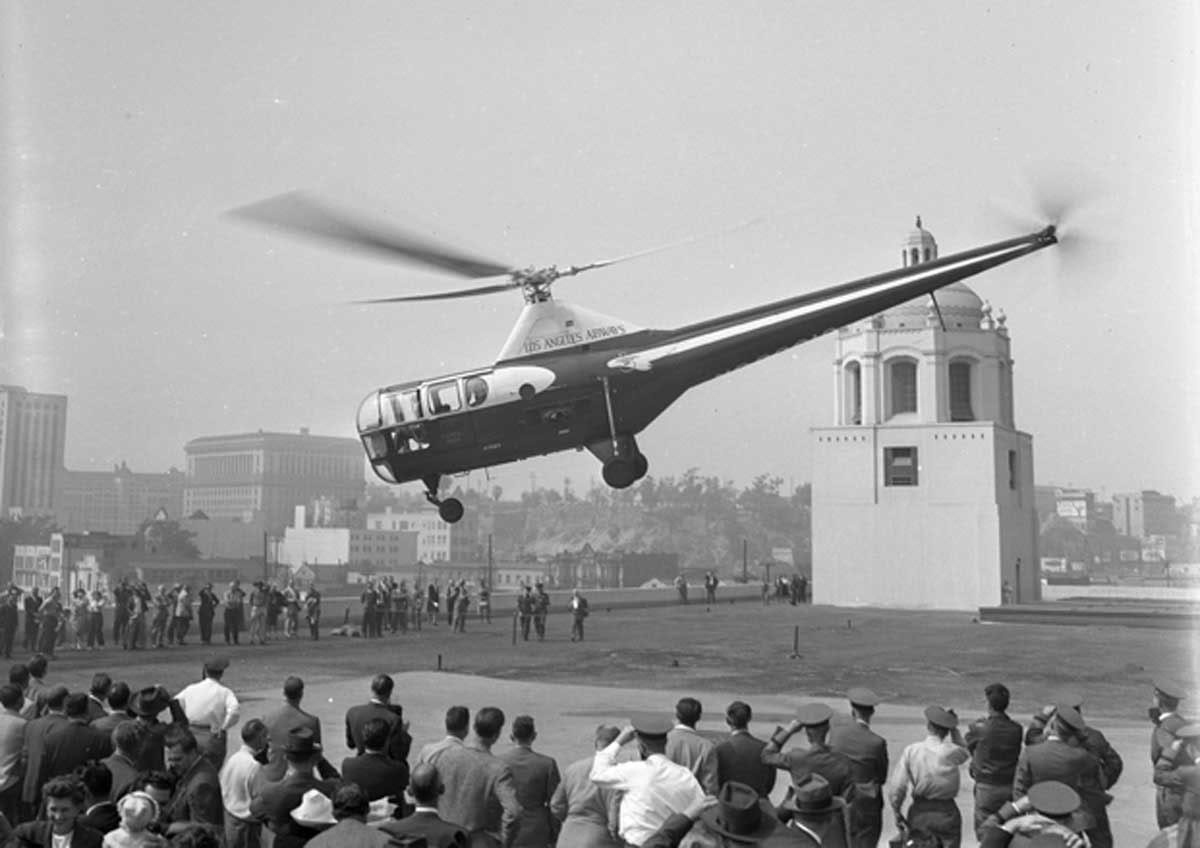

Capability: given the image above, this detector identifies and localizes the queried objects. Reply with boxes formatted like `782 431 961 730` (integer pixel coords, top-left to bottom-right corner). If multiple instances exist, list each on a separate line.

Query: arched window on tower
844 361 862 425
910 247 919 266
887 358 918 418
949 359 974 422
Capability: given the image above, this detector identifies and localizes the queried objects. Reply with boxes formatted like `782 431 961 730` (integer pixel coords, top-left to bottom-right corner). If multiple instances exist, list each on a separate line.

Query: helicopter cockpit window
391 423 430 454
356 393 382 433
381 389 422 426
464 375 489 408
426 381 461 416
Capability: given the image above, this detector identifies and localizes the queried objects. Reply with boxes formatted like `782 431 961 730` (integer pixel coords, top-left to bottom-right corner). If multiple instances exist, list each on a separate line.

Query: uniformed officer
532 583 550 641
1151 678 1191 828
1025 690 1122 793
763 703 855 810
1151 722 1200 848
828 687 888 848
978 781 1089 848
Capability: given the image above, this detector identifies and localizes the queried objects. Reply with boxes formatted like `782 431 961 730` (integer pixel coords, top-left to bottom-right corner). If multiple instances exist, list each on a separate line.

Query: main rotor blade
229 191 515 279
352 280 520 304
559 217 764 278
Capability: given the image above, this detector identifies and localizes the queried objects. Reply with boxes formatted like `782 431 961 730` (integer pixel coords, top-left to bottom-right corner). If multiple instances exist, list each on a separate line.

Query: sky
2 1 1197 502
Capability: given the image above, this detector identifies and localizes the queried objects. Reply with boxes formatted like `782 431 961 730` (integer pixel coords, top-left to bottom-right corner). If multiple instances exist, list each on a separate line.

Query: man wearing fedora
1012 706 1110 848
782 774 850 848
643 780 803 847
762 704 855 807
828 689 888 848
885 705 969 848
302 783 394 848
130 685 176 772
250 727 341 848
1150 678 1190 828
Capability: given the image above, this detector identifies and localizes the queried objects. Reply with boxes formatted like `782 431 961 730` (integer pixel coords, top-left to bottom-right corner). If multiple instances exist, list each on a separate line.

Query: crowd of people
0 644 1192 848
355 577 494 638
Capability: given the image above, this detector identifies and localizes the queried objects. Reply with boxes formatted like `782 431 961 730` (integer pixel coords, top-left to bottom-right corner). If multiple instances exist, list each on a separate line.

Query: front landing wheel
438 498 465 523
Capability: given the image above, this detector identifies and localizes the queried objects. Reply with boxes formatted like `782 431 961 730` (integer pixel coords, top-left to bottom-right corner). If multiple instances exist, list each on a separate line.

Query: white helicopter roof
496 299 642 362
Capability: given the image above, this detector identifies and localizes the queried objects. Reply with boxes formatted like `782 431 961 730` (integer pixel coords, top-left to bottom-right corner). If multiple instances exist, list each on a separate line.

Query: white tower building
810 219 1039 610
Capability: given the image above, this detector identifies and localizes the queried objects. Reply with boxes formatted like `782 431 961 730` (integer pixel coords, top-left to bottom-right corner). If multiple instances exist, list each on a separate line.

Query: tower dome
878 281 984 329
902 215 938 266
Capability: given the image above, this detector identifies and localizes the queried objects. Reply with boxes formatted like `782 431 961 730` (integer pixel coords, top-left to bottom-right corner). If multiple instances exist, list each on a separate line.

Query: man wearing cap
829 688 888 848
978 781 1089 848
762 703 855 808
1025 691 1122 793
965 683 1024 837
174 656 241 767
715 700 776 799
1013 706 1110 848
1151 679 1190 828
551 725 623 848
666 697 720 795
590 715 706 848
251 727 341 848
885 705 970 848
642 781 803 848
1151 722 1200 848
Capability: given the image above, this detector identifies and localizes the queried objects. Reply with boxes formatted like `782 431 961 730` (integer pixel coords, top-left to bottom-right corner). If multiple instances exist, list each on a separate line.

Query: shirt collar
414 805 439 814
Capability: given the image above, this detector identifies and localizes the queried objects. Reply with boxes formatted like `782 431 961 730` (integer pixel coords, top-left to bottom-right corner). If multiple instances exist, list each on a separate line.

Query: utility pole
262 531 269 581
487 534 493 590
742 539 748 583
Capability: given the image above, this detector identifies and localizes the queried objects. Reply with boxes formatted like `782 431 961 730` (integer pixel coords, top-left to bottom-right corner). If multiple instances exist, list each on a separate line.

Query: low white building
366 507 451 562
279 506 419 576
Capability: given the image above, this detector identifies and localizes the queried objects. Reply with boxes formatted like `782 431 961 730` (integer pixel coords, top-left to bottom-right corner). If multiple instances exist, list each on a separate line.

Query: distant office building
11 531 132 595
1053 488 1096 531
280 505 419 576
183 429 365 534
181 515 266 560
811 219 1038 611
1113 490 1177 539
54 462 184 534
0 385 67 517
366 507 451 562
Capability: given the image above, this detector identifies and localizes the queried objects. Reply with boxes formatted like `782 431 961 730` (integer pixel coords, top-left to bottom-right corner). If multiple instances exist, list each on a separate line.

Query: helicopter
233 192 1059 523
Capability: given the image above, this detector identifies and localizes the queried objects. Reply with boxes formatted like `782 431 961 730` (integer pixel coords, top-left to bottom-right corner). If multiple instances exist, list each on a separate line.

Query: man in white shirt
590 714 706 848
0 683 27 824
220 718 268 848
175 656 241 767
886 705 970 848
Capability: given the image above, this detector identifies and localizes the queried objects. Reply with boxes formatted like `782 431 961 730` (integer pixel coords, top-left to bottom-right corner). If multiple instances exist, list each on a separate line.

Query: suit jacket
90 709 131 738
340 751 409 801
8 821 105 848
133 718 171 773
715 730 777 798
21 712 68 805
763 743 856 802
261 700 323 782
344 701 413 764
827 718 888 811
665 726 720 795
381 809 468 848
435 741 521 845
305 817 394 848
249 773 342 848
498 745 561 847
549 756 620 848
85 696 109 725
78 801 121 836
165 755 224 828
1013 737 1107 826
101 751 141 802
42 718 114 784
965 713 1022 786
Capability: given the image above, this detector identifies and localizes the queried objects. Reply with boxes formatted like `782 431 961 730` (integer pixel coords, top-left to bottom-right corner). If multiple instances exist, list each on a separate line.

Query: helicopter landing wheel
438 498 465 524
633 452 649 481
602 458 638 489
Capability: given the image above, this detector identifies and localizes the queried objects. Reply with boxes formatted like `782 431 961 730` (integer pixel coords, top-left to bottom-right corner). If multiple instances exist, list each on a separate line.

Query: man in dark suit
41 694 114 785
714 700 776 799
21 684 70 815
76 761 120 835
9 775 105 848
340 717 409 803
163 725 224 835
1013 706 1110 848
828 687 889 848
262 676 325 782
380 763 467 848
250 727 342 848
344 673 412 765
100 720 143 802
86 674 112 724
435 705 522 847
499 715 560 847
90 682 131 737
964 682 1023 837
130 685 175 772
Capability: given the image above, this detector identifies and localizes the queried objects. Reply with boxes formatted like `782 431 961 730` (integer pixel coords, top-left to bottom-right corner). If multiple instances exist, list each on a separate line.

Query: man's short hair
164 825 222 848
42 776 85 805
28 654 48 678
0 684 22 711
332 782 370 819
725 701 752 729
241 718 267 745
77 761 113 799
139 770 176 794
675 697 702 727
90 673 112 698
370 674 394 700
474 706 506 740
113 721 143 754
985 683 1011 713
511 715 535 742
283 676 304 701
163 726 199 754
45 686 69 711
108 681 131 710
445 706 470 735
8 664 29 688
409 763 441 805
65 693 90 718
361 717 390 751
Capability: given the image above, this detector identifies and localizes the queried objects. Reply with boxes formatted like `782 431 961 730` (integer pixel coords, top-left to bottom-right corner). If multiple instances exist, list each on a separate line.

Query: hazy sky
2 2 1197 500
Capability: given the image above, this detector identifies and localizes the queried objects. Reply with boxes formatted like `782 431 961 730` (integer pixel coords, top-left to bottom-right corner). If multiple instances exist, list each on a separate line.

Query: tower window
949 360 974 422
888 359 918 417
1008 450 1018 490
884 447 919 486
845 361 862 425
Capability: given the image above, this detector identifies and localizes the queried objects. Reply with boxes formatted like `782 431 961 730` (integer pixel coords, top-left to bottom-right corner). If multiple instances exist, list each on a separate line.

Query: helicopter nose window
464 375 489 407
362 432 389 460
391 424 429 453
427 381 461 416
356 393 382 432
381 389 423 426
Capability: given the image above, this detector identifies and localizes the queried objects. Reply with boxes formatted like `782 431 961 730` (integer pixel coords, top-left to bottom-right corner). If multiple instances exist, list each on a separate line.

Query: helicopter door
425 379 476 449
